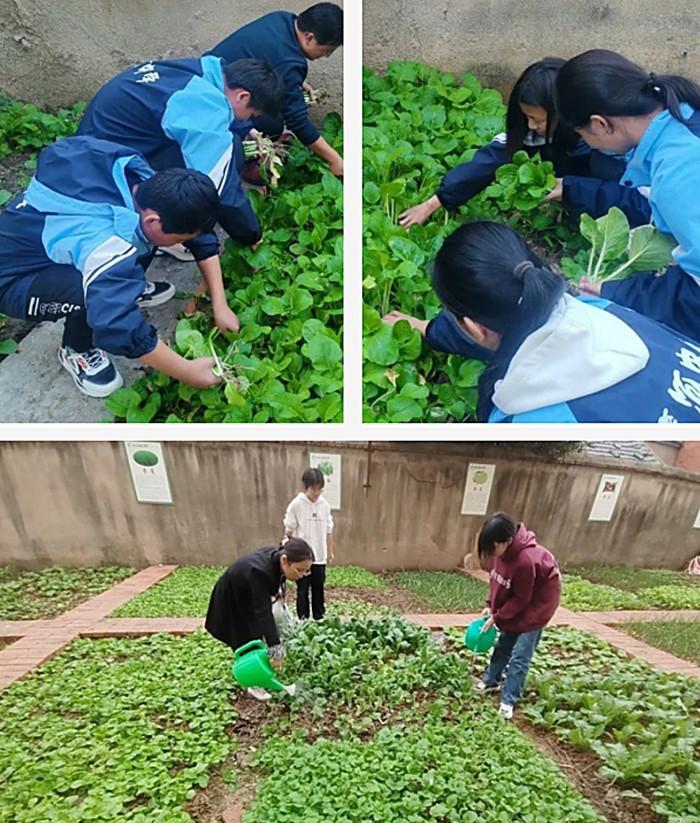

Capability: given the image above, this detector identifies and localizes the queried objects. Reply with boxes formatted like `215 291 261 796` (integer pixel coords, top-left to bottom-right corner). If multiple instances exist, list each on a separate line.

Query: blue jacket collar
623 103 695 185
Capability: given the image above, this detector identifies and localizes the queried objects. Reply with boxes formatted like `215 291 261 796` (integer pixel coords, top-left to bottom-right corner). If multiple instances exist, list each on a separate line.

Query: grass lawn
0 566 134 620
384 571 488 612
568 564 700 593
620 618 700 666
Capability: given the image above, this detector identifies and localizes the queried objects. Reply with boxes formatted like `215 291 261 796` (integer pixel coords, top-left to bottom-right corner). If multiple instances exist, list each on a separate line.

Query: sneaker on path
136 280 176 308
246 686 272 701
58 346 123 398
474 680 500 695
498 702 514 720
155 243 194 262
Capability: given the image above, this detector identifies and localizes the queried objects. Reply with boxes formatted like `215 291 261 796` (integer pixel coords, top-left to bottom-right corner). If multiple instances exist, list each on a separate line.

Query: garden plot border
1 565 700 694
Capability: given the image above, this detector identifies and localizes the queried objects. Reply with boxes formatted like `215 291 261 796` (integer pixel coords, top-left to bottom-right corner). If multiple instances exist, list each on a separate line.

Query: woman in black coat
205 539 314 654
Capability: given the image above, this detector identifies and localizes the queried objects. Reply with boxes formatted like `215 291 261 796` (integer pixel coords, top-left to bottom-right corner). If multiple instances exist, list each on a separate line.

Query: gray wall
364 0 700 93
0 441 698 571
0 0 343 114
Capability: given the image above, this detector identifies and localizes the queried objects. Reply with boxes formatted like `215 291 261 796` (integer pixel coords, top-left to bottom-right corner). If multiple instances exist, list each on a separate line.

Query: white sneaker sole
156 244 195 262
137 281 176 309
58 349 124 398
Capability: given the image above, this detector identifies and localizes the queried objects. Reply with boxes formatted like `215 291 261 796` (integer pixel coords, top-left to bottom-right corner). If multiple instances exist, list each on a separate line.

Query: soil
325 584 427 613
512 715 664 823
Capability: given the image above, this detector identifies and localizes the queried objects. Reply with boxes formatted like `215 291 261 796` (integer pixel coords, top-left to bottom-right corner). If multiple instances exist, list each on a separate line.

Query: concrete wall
0 0 343 115
363 0 700 94
0 441 698 571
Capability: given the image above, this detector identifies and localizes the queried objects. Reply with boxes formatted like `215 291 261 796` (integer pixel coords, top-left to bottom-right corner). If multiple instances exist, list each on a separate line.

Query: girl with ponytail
383 221 700 423
555 49 700 340
398 58 634 228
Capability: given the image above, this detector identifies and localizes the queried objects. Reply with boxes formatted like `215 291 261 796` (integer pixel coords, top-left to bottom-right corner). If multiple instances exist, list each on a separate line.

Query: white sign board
694 506 700 529
309 452 341 510
588 474 625 522
124 442 173 504
461 463 496 516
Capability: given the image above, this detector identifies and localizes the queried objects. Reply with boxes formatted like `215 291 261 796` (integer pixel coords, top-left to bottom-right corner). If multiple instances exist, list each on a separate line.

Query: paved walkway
1 565 700 692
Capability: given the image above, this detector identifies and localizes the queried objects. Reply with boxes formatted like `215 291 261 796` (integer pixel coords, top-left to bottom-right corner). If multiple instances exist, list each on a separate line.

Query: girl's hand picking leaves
399 195 441 228
482 615 496 633
544 178 563 202
187 357 223 388
578 277 602 297
213 304 241 334
329 155 344 177
382 310 428 336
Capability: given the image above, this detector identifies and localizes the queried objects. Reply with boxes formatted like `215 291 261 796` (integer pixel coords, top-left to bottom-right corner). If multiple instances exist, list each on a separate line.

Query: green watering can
464 616 498 654
232 640 295 694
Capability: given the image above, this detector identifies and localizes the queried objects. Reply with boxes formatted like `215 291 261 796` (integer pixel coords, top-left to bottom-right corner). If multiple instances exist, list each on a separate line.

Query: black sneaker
58 346 123 398
137 280 176 308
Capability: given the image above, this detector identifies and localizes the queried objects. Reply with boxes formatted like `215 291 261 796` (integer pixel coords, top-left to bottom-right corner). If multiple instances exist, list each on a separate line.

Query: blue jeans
483 628 543 706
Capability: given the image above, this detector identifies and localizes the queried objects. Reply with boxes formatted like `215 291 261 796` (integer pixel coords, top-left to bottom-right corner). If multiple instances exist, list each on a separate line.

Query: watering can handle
233 639 267 660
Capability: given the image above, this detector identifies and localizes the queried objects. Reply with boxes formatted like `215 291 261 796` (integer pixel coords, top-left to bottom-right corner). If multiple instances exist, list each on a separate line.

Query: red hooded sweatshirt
486 523 561 634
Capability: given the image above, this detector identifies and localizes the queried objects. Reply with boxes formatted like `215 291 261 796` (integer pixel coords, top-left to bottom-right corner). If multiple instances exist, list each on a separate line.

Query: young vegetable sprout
208 327 251 393
242 136 290 188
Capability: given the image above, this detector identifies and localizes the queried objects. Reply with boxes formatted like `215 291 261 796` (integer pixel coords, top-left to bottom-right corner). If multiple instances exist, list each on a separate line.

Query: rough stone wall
363 0 699 94
0 441 697 571
0 0 343 117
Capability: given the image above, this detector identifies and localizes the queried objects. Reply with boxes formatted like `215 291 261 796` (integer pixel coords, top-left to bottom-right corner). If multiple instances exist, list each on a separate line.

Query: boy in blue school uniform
0 136 225 398
208 3 344 177
78 57 284 254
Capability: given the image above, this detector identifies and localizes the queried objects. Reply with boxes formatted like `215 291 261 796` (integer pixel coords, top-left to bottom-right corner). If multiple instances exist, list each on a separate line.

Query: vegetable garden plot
105 114 343 424
523 628 700 821
385 570 488 611
568 565 700 594
620 619 700 666
362 62 675 423
0 565 133 620
562 575 700 612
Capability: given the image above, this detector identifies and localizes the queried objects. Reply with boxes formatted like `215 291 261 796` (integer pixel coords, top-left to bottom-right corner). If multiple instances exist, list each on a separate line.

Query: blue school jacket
436 128 637 217
206 11 319 146
425 295 700 423
78 56 259 246
0 137 217 358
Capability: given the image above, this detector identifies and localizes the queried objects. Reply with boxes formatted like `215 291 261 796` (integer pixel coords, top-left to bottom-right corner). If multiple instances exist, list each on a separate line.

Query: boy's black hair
134 169 219 234
477 512 517 558
224 58 284 117
302 467 325 489
298 3 344 45
281 537 315 563
431 221 566 422
556 49 700 129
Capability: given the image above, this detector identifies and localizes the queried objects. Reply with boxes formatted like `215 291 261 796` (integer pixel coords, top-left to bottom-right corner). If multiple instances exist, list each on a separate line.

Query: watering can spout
232 639 292 693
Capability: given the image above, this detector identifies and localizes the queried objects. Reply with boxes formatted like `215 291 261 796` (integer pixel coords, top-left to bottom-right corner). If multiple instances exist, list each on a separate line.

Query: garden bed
0 565 134 620
568 564 700 593
561 574 700 611
619 619 700 666
384 570 488 611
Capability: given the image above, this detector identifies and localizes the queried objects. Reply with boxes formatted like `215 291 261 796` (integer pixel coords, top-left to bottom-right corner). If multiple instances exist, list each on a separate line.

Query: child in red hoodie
476 512 561 719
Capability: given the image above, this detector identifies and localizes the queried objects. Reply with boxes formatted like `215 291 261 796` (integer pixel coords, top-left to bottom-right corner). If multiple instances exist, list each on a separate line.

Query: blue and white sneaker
136 280 176 308
58 346 124 398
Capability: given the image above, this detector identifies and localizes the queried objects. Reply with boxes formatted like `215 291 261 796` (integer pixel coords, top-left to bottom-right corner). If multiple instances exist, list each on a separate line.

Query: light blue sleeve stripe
161 76 234 179
42 215 116 272
489 403 578 423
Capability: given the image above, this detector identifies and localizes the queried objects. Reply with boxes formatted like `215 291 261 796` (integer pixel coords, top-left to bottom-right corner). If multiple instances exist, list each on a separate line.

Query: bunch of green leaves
386 570 488 611
482 149 556 216
105 114 343 423
245 710 602 823
560 206 676 283
637 585 700 610
0 97 85 158
282 616 473 717
112 566 226 617
0 632 235 822
0 565 133 620
524 628 700 819
560 575 643 611
325 565 387 590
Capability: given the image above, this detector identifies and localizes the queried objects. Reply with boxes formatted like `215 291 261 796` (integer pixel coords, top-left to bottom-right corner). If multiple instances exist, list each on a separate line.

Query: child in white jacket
284 467 334 620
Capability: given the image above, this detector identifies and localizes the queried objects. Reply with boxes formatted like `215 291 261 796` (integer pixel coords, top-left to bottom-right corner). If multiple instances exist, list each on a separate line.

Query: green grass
620 619 700 666
0 631 235 822
112 566 225 617
560 575 642 611
385 571 487 611
0 566 134 620
325 565 387 590
568 564 700 593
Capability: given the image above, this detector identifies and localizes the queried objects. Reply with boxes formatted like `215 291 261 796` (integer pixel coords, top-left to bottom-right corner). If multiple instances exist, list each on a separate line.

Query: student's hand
184 357 223 388
578 277 602 297
328 551 335 563
213 304 241 335
251 238 263 253
398 196 441 228
270 656 283 671
382 311 428 337
329 156 344 177
545 178 563 202
482 616 496 633
481 607 492 617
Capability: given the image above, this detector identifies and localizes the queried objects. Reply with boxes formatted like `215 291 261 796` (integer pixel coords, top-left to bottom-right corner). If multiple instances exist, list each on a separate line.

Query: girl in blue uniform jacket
399 58 646 229
555 49 700 341
384 221 700 423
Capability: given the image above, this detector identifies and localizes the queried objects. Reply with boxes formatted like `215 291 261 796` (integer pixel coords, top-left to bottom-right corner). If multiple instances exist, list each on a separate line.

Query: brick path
1 564 700 693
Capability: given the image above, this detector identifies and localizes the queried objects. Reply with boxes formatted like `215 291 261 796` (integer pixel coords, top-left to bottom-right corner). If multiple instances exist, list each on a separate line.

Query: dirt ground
325 584 427 613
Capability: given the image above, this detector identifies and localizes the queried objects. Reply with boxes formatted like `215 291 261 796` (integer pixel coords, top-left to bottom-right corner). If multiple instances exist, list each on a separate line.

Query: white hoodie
491 294 650 415
283 492 334 564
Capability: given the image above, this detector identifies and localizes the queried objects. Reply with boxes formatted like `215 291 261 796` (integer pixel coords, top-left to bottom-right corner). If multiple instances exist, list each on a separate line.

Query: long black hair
555 49 700 129
506 57 572 157
432 221 567 422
